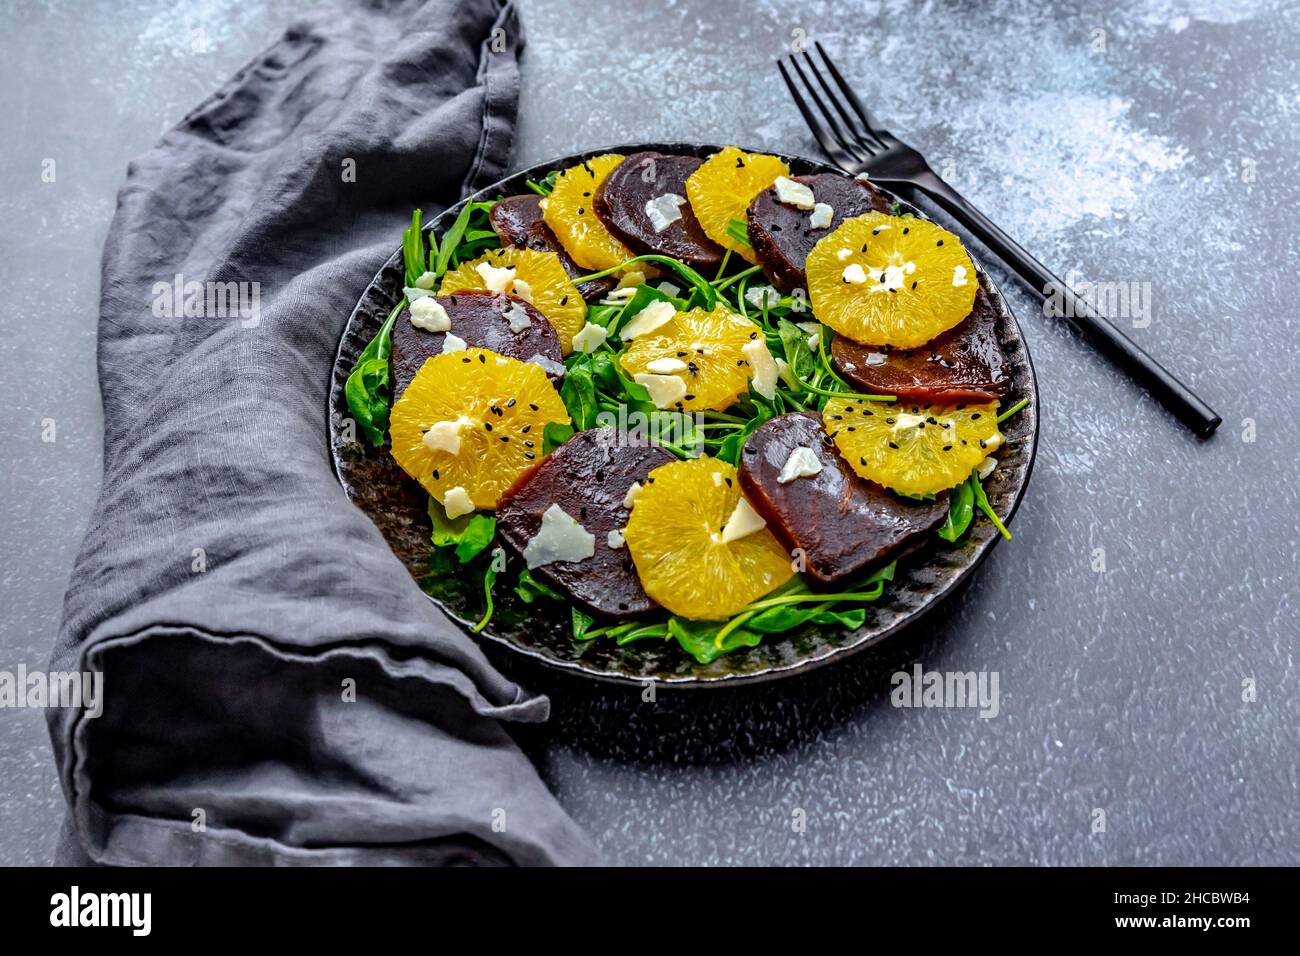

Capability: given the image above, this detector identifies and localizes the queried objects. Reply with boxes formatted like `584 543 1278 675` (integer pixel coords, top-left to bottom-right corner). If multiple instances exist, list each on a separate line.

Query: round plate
328 143 1039 687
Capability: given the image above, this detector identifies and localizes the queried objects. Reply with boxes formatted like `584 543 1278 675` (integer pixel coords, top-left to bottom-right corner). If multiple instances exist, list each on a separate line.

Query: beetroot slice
497 428 674 618
738 412 947 583
489 195 617 302
746 173 890 292
831 289 1010 403
593 152 724 271
389 290 561 400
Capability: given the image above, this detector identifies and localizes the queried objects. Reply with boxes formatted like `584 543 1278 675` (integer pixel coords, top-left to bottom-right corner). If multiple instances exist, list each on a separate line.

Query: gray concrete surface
1 0 1296 865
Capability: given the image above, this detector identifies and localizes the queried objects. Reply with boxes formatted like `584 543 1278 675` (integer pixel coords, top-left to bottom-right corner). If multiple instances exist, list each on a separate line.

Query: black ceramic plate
328 143 1039 687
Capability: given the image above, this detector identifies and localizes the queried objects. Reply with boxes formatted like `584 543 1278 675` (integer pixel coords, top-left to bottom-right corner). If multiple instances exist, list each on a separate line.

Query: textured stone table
1 0 1295 865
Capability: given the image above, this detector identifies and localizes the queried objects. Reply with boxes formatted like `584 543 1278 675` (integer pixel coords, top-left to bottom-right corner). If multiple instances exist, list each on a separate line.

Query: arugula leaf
715 403 773 465
454 514 498 563
542 421 575 453
571 607 595 640
515 567 564 604
402 209 426 288
473 547 504 633
344 302 403 446
937 478 976 542
559 360 601 430
667 618 763 665
607 283 676 340
434 202 476 278
777 317 817 382
970 471 1012 541
725 218 753 249
526 170 559 196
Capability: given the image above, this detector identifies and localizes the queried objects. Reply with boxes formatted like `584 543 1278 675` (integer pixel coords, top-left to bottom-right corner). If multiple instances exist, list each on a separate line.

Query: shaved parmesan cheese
865 351 887 366
601 287 638 305
606 528 625 550
774 356 797 389
836 247 853 262
646 357 687 374
711 471 723 487
809 202 834 229
657 281 681 298
798 321 822 353
869 261 916 294
422 416 471 455
522 503 595 569
506 300 533 332
475 262 515 293
571 322 608 354
952 265 969 287
778 446 823 483
527 354 566 377
622 482 643 508
774 175 815 210
413 271 437 290
984 432 1004 453
978 456 998 480
511 278 534 303
443 486 475 519
841 263 868 284
409 297 451 332
441 332 467 353
620 300 676 340
404 286 435 300
633 372 687 408
743 337 778 400
744 285 780 309
645 193 687 232
719 496 766 543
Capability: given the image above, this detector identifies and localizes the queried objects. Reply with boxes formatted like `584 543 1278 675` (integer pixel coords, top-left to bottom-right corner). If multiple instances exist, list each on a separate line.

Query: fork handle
906 171 1221 437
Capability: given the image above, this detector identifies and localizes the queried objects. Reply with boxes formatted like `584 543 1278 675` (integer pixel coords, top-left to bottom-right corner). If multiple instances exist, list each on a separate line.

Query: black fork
779 42 1220 438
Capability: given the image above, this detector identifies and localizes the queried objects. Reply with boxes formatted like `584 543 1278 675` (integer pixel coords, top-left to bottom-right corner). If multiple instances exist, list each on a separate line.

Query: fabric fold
49 0 599 867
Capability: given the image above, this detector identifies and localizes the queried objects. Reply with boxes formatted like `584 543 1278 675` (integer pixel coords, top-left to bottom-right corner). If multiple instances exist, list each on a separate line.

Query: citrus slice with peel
685 146 789 263
541 154 637 273
807 212 978 348
822 396 1002 496
625 457 795 620
438 247 586 354
618 305 761 412
389 348 569 510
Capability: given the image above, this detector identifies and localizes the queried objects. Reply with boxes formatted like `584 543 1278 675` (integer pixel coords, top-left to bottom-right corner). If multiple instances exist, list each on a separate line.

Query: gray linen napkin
47 0 599 866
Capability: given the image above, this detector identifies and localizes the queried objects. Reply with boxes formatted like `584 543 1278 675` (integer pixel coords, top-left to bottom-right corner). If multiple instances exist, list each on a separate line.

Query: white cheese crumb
798 321 822 353
441 332 468 353
778 446 824 483
633 372 688 408
620 300 676 340
422 416 472 456
404 286 435 301
443 485 475 519
711 471 723 487
505 300 533 333
522 503 596 569
409 297 451 332
527 354 566 377
744 285 780 309
645 193 687 232
511 278 534 303
836 247 853 262
622 482 643 508
601 286 638 305
570 322 608 354
774 356 797 389
413 271 437 290
743 337 778 400
842 263 868 285
978 456 998 480
984 432 1004 453
869 261 916 294
646 356 688 374
952 265 969 287
855 172 871 182
475 261 516 293
773 175 815 210
718 496 766 543
607 528 625 550
865 351 887 366
809 202 834 229
657 281 681 298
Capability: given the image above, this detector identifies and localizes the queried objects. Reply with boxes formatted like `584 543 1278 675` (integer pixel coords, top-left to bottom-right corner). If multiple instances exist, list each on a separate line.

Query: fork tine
813 41 891 143
777 59 856 170
799 49 887 153
786 54 875 164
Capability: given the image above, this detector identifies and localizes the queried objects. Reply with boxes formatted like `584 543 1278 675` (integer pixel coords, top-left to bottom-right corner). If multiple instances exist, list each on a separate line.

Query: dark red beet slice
593 152 724 271
489 195 617 302
747 172 890 292
497 428 674 618
389 290 562 399
738 412 947 583
831 289 1010 402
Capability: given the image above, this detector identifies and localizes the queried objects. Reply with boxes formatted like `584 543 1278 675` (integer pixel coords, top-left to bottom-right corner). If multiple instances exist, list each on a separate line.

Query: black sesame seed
936 239 944 246
971 413 981 420
478 354 486 363
911 281 917 290
524 440 534 448
577 207 584 215
560 296 568 306
886 418 895 424
499 435 509 442
484 422 492 431
529 403 538 411
725 477 733 487
432 469 440 479
943 445 952 451
507 398 516 407
888 441 899 449
521 424 531 433
524 452 535 460
903 227 909 234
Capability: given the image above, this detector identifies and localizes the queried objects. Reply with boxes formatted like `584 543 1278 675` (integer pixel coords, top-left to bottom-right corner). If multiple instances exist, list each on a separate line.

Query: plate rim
328 142 1040 688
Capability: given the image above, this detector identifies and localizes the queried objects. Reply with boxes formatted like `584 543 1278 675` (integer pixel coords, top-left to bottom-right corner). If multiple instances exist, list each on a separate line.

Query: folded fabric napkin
47 0 599 866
